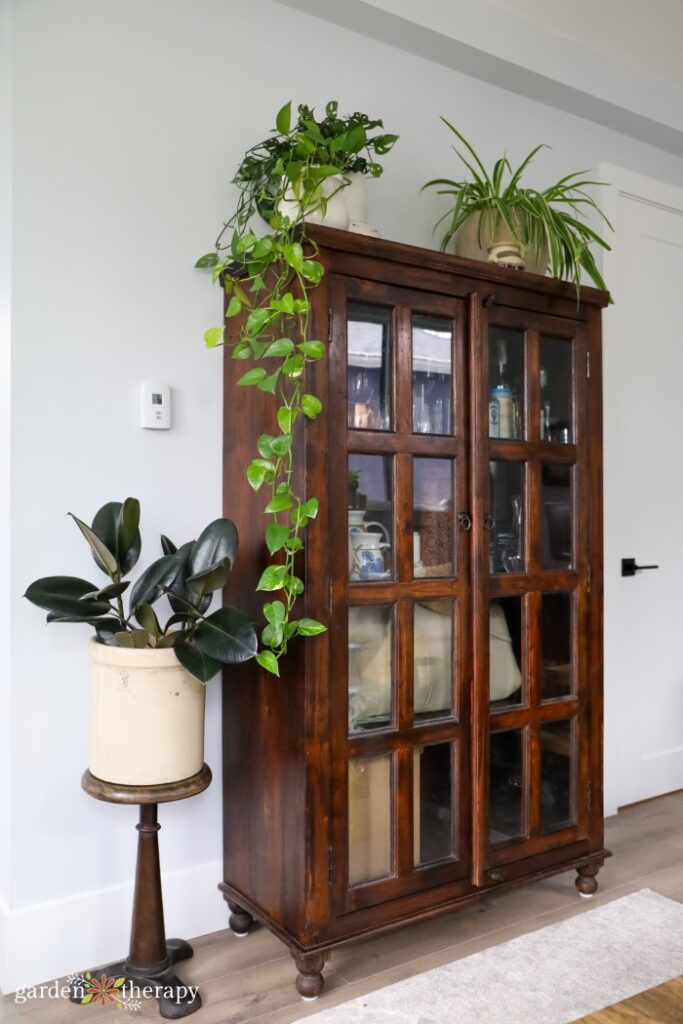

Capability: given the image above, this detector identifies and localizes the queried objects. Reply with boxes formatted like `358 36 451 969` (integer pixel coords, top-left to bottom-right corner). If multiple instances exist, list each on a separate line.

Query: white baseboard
0 860 225 994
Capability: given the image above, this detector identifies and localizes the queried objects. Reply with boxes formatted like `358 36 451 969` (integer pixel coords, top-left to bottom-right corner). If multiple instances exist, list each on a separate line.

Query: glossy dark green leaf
114 629 150 649
135 603 162 638
94 618 126 645
80 580 129 601
186 556 232 599
160 534 177 555
91 501 141 575
116 498 141 572
129 553 181 611
193 607 258 665
189 519 238 578
156 630 188 648
25 576 111 617
69 513 117 575
174 642 221 683
47 611 118 625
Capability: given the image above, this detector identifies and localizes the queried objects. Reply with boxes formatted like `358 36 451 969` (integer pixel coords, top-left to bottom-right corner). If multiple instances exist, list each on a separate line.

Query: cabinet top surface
307 225 611 309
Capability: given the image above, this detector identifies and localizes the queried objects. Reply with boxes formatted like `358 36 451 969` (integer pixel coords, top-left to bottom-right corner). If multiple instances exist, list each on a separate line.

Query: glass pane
489 327 524 439
348 605 393 734
540 336 573 443
489 461 525 574
348 753 393 885
412 314 453 434
490 598 522 709
489 729 526 845
414 599 453 722
541 463 573 570
541 592 573 700
348 454 393 580
413 458 454 578
540 719 574 832
347 303 392 431
414 743 454 865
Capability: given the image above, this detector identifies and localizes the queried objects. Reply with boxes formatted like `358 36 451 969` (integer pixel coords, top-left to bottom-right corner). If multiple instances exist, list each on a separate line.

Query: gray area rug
297 889 683 1024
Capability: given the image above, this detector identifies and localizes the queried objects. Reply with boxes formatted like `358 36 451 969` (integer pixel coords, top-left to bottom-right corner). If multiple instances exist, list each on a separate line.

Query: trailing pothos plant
196 101 397 677
24 498 258 683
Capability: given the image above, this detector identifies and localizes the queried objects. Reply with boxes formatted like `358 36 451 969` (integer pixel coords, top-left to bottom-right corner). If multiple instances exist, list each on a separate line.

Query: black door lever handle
621 557 659 577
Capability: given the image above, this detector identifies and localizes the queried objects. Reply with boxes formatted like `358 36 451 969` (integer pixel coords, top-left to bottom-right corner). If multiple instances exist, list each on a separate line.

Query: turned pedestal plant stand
72 765 211 1019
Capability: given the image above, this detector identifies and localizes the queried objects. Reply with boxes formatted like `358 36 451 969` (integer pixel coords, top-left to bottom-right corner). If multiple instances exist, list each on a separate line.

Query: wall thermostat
140 383 171 429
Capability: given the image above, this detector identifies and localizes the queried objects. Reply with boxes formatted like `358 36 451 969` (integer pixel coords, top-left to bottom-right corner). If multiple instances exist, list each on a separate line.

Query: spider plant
423 118 612 293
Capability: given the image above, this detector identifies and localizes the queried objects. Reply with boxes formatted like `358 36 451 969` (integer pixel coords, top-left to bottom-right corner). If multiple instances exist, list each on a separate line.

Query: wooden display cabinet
220 226 609 998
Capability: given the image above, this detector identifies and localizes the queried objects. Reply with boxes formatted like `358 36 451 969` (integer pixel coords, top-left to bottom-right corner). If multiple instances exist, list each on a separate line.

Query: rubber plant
423 118 612 294
24 498 258 683
196 100 397 677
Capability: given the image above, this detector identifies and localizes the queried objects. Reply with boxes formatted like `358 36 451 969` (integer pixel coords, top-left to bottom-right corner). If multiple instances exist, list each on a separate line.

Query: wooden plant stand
72 765 211 1019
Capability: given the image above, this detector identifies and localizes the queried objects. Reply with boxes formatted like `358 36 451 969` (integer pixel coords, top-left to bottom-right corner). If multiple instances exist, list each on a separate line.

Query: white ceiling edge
274 0 683 157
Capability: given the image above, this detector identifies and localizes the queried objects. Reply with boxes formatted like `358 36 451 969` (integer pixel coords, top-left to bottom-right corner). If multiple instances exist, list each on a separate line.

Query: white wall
0 0 13 989
3 0 683 993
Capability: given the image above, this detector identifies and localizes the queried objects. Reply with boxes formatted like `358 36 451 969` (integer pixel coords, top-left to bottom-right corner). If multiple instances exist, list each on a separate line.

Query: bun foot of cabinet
575 862 601 898
226 899 254 938
292 950 327 1001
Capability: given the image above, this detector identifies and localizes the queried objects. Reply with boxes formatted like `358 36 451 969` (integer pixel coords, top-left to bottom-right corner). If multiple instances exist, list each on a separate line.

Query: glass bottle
490 340 514 439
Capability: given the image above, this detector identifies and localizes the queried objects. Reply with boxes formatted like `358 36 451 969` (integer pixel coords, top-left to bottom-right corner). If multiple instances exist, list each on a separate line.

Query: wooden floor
2 789 683 1024
579 976 683 1023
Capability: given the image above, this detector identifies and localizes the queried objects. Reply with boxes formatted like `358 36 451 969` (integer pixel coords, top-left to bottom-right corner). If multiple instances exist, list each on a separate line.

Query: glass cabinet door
328 278 470 913
475 311 589 884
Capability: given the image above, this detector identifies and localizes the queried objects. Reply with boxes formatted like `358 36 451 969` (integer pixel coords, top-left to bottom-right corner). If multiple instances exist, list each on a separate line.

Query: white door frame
598 163 683 816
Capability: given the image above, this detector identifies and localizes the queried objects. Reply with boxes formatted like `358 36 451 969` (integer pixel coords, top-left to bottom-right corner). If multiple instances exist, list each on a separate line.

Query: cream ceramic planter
277 173 350 230
89 638 205 786
456 211 548 276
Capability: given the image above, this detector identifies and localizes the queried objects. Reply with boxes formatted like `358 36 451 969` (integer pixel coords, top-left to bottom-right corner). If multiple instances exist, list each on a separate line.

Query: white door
600 165 683 814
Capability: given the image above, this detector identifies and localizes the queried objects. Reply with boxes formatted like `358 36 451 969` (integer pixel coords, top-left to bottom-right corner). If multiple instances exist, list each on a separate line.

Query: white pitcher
349 528 390 580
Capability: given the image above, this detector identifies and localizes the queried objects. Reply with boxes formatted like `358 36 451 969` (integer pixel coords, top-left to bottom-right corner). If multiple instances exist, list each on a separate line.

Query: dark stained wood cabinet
220 226 609 998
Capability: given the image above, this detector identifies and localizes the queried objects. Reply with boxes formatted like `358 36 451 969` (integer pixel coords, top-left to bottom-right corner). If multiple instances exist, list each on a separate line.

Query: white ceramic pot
278 174 350 230
456 211 548 276
89 638 206 786
343 172 368 223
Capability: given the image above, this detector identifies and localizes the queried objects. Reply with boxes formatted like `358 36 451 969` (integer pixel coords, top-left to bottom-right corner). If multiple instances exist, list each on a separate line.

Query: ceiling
489 0 683 87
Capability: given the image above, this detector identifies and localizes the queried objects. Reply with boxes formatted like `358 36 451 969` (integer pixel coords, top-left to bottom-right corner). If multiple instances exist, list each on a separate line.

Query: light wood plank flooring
578 976 683 1023
2 789 682 1024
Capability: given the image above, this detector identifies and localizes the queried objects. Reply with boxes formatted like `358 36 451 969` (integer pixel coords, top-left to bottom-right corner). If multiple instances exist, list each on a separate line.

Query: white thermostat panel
140 383 171 429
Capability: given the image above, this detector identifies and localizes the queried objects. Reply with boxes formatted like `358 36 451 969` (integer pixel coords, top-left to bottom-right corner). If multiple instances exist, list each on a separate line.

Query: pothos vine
196 100 397 676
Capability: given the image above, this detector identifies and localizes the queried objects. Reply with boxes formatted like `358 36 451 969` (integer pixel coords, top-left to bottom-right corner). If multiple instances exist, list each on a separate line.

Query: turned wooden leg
575 862 600 898
292 950 326 1001
227 899 254 938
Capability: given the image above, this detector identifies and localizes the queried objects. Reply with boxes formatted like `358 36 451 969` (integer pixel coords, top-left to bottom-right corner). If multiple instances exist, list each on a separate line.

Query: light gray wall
0 0 13 952
3 0 683 991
